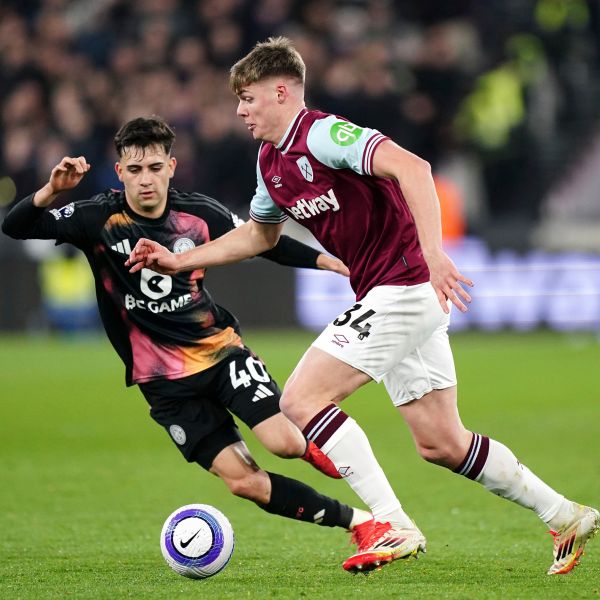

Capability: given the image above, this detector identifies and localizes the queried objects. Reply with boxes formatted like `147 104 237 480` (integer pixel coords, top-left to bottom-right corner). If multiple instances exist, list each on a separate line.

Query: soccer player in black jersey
1 116 372 538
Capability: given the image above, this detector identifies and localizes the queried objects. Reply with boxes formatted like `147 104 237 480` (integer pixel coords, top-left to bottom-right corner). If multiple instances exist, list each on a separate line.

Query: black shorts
138 347 281 470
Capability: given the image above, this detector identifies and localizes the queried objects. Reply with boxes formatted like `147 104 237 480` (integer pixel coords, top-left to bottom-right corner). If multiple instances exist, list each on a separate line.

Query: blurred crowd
1 0 600 242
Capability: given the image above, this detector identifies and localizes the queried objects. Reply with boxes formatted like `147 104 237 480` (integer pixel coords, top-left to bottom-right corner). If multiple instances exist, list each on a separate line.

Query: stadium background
1 0 599 332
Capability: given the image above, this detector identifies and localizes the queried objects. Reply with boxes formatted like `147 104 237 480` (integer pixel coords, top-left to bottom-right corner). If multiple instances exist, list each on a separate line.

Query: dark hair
113 116 175 157
230 36 305 95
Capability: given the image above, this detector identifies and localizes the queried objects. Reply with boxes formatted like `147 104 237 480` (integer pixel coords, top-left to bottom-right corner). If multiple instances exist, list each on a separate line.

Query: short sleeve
249 158 288 224
306 115 388 176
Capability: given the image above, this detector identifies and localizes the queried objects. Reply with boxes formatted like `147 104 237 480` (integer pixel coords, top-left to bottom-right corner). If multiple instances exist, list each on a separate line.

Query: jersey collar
276 108 308 154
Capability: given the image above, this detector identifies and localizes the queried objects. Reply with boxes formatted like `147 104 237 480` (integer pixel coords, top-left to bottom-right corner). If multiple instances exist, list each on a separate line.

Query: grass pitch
1 330 599 599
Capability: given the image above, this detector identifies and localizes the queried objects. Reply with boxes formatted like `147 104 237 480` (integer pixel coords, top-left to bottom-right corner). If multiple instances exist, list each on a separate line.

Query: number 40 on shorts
228 356 270 389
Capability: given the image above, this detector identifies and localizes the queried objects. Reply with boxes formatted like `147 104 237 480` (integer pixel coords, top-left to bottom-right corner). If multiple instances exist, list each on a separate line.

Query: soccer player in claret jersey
2 116 375 541
126 41 599 575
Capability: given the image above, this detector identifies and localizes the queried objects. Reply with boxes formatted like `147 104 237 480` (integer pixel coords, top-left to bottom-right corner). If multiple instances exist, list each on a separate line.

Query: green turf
1 330 599 599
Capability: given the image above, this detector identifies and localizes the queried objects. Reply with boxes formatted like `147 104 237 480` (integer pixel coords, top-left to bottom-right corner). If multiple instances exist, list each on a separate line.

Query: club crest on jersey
296 156 313 182
173 237 195 254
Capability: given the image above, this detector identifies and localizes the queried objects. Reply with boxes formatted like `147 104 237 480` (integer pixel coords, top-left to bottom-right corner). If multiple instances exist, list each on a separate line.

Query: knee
278 387 304 424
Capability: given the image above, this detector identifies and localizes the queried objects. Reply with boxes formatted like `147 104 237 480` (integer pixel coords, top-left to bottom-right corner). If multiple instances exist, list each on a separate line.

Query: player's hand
316 254 350 277
426 250 473 313
48 156 90 194
126 238 181 275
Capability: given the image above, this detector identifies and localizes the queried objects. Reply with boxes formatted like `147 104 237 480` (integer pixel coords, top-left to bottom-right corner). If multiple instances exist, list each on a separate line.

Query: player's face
115 145 176 218
236 80 286 144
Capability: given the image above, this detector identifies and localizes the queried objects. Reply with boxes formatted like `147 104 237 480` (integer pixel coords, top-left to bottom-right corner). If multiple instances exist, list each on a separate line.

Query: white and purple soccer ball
160 504 235 579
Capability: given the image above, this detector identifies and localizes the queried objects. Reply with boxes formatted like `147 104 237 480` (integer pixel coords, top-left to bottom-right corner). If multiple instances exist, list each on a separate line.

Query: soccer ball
160 503 235 579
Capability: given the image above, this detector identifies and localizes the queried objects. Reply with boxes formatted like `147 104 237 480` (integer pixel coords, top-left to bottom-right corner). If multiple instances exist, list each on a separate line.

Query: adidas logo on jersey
111 239 132 255
251 383 275 402
285 188 339 220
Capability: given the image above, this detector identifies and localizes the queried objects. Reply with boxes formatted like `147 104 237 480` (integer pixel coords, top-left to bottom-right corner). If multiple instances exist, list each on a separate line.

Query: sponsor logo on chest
284 188 339 220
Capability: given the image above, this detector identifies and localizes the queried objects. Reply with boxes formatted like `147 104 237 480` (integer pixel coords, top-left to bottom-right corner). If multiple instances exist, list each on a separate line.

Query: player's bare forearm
177 220 282 271
32 183 60 208
33 156 90 207
127 220 283 274
372 140 442 255
372 139 473 312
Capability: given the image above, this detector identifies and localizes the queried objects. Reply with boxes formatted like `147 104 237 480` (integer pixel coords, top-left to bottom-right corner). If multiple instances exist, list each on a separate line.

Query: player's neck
125 194 168 220
272 104 306 147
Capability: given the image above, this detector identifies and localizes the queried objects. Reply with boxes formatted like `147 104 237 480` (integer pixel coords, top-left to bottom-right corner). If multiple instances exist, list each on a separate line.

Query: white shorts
311 283 457 406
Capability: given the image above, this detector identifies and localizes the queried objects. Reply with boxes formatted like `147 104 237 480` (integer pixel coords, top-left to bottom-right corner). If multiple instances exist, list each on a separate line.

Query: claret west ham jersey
5 189 248 385
249 108 429 301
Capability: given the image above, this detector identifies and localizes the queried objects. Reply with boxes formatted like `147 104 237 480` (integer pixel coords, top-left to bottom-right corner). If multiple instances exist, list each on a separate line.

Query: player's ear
168 156 177 178
114 161 123 182
276 84 289 103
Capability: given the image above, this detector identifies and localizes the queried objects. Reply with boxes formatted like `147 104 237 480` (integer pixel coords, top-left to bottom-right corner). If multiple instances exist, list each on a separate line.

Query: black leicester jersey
2 189 321 385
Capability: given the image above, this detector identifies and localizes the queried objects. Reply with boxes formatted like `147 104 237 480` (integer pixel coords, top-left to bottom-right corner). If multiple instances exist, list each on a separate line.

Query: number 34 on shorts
332 303 376 341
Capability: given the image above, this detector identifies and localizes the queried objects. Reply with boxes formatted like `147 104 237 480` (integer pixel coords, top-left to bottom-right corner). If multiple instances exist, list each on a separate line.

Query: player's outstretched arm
257 233 349 276
125 239 180 275
372 140 473 313
127 220 283 275
2 156 90 241
34 156 90 208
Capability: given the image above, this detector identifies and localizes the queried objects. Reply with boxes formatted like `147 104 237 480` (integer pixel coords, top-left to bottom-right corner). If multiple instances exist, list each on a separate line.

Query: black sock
259 472 353 529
